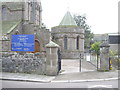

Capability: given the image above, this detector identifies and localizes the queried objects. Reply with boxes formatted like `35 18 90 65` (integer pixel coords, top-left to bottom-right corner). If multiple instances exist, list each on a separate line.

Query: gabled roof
59 11 77 26
2 20 21 35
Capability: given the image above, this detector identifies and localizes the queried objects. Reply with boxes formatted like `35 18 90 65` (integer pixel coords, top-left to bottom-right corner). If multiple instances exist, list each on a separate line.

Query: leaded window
76 36 79 49
64 36 67 50
2 6 7 20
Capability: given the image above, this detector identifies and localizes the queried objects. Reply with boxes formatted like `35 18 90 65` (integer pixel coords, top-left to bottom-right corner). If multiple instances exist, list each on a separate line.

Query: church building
1 0 50 53
1 1 84 59
51 11 84 59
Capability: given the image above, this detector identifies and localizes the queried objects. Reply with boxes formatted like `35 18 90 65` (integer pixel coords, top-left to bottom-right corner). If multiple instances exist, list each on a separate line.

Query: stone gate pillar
45 41 59 76
99 41 110 71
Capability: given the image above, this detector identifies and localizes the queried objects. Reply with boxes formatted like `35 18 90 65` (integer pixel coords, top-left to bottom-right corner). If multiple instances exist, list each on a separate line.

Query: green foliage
109 50 120 56
109 50 115 56
90 42 101 54
98 69 109 72
74 14 94 49
84 30 94 48
109 50 120 70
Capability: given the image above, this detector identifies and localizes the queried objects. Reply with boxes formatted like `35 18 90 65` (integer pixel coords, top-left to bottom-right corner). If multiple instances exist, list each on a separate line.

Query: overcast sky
41 0 119 34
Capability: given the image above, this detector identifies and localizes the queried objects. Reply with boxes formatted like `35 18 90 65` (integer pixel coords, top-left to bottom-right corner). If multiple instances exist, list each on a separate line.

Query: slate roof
2 20 21 35
93 34 108 42
59 11 77 26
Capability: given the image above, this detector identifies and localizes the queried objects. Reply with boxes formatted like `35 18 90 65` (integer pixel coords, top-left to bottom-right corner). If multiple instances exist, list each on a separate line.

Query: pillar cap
45 41 59 48
100 42 110 47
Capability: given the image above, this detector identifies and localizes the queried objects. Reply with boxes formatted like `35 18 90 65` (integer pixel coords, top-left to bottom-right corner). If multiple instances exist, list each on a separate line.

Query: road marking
88 85 112 88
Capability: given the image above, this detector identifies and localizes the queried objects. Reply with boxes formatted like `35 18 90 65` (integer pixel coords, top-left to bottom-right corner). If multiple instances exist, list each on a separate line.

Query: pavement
1 59 120 83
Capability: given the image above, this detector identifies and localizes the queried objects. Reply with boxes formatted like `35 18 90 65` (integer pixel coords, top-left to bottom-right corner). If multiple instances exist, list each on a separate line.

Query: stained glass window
64 35 67 50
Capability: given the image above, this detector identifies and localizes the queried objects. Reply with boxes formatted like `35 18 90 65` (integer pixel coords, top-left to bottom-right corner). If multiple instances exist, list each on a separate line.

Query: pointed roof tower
59 11 77 26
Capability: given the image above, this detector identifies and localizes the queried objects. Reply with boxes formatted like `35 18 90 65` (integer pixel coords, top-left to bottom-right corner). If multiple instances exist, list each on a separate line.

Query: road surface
1 79 119 88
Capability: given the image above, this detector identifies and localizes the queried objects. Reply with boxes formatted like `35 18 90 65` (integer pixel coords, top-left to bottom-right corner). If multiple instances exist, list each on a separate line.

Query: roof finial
67 1 70 11
67 7 69 11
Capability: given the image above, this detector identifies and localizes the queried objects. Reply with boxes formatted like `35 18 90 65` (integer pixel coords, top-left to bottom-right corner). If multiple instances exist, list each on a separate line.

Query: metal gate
57 49 61 73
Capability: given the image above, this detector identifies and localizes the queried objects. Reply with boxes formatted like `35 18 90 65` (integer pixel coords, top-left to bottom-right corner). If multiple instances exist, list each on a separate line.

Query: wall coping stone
45 41 59 48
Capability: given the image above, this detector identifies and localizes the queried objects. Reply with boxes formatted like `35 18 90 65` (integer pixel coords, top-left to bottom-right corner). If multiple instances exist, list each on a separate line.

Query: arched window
52 36 55 41
2 5 7 20
28 2 30 20
76 36 79 50
30 2 34 22
39 6 41 25
64 35 67 50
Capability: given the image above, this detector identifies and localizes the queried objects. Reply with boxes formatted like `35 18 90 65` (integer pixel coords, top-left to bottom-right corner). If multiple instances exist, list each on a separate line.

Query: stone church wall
23 24 50 52
52 26 84 34
1 22 23 52
2 3 23 21
51 26 84 59
1 52 46 75
1 40 11 52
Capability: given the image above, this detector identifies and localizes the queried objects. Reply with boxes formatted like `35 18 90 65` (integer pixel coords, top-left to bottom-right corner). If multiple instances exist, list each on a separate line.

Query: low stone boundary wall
1 52 46 75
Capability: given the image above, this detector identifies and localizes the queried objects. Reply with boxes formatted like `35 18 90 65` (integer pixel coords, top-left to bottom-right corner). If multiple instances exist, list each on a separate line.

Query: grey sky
41 0 119 34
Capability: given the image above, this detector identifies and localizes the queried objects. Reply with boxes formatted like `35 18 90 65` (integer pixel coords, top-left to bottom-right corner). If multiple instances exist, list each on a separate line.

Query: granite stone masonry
1 52 46 75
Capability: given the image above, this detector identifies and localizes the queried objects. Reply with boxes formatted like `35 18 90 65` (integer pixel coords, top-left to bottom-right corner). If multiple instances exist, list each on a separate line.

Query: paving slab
52 70 119 82
1 72 55 83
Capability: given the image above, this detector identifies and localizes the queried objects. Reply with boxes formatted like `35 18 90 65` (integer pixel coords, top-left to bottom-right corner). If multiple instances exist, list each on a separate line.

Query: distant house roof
93 34 108 41
108 33 120 36
59 11 77 26
109 34 120 44
2 20 21 35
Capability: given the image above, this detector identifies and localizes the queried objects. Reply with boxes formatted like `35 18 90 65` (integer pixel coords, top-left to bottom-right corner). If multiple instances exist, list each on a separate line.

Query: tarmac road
1 79 119 88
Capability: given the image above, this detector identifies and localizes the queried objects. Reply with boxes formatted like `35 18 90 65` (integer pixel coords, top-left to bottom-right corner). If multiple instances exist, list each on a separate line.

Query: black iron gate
58 49 61 73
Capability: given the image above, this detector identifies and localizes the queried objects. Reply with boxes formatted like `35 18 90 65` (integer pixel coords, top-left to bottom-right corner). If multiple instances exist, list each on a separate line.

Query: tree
90 42 101 54
74 14 94 49
90 42 101 70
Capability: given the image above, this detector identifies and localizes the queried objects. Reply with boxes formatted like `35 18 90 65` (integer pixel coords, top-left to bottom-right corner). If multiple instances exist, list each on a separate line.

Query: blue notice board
11 35 34 52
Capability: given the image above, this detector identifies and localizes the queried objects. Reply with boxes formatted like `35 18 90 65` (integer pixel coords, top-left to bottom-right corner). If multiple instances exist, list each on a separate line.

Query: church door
35 40 40 52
